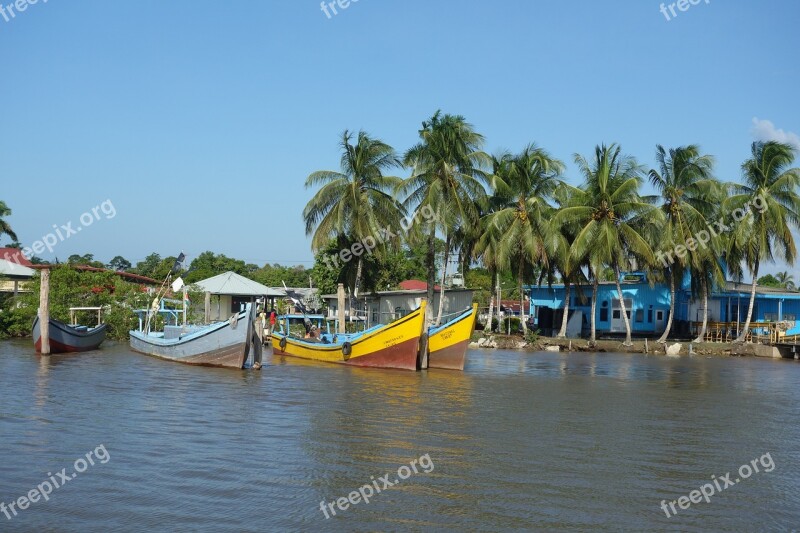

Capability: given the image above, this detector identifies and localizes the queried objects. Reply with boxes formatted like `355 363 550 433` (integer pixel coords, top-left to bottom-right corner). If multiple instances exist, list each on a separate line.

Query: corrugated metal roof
193 271 285 297
0 258 35 278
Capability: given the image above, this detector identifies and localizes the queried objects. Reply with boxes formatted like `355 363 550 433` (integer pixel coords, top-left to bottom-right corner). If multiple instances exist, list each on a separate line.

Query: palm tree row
303 111 800 343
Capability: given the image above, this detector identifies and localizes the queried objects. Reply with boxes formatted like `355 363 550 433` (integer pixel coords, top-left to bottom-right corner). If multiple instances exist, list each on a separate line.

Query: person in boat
303 319 321 342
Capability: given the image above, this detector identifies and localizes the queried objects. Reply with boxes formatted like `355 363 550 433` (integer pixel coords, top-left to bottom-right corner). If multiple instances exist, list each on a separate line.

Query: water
1 340 799 532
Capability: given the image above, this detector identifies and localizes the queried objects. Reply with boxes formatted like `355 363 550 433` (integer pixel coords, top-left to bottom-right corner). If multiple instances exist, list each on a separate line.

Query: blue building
528 272 800 338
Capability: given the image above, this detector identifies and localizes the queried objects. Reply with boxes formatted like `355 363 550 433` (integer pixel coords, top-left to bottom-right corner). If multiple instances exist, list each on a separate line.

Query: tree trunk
496 271 502 333
350 255 363 319
589 271 598 347
736 259 759 343
486 270 495 333
519 255 527 335
557 280 571 338
495 271 501 333
435 235 450 325
556 279 572 339
425 225 436 328
657 270 676 344
614 264 633 346
693 276 709 343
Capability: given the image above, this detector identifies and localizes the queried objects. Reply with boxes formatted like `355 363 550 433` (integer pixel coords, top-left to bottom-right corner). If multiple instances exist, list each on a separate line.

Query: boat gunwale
33 315 109 338
274 306 425 351
128 308 250 347
428 306 476 336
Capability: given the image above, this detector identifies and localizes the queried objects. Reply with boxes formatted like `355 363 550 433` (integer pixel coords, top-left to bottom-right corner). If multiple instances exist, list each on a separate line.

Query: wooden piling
182 288 188 326
39 268 50 355
204 291 211 324
337 283 346 334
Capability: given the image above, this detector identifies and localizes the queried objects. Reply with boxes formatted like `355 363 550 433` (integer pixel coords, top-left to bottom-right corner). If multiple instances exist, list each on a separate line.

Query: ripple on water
1 340 799 531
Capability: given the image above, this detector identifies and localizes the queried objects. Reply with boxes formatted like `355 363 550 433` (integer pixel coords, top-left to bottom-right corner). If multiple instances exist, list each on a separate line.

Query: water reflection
0 341 798 531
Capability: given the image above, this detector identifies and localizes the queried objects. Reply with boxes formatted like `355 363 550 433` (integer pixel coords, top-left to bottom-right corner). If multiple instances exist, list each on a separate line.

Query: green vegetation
0 267 151 340
0 200 18 243
3 113 800 344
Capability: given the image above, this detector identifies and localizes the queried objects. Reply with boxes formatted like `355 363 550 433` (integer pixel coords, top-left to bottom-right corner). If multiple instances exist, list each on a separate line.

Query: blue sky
1 0 799 274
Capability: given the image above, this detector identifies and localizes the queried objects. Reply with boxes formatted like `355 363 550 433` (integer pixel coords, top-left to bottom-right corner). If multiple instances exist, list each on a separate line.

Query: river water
0 340 798 532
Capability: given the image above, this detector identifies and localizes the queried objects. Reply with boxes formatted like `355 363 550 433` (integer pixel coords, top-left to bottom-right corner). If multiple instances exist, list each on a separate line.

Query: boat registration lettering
383 335 404 347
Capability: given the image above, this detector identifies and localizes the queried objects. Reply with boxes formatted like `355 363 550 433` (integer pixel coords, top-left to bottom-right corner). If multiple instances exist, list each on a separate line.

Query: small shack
193 271 285 321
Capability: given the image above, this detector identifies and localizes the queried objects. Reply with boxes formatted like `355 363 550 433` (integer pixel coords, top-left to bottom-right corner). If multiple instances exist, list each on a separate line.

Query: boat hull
129 307 254 369
427 303 478 370
32 316 107 353
272 302 426 371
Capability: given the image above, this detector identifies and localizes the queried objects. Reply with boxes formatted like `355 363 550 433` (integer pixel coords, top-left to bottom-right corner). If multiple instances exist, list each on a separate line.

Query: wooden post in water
204 292 211 324
337 283 346 334
39 268 50 355
418 298 430 370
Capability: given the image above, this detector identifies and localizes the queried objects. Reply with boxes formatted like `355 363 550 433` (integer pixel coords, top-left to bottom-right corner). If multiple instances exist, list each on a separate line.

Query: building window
648 309 653 323
600 308 609 321
656 310 664 321
612 310 621 319
635 309 644 323
764 313 777 321
785 314 796 321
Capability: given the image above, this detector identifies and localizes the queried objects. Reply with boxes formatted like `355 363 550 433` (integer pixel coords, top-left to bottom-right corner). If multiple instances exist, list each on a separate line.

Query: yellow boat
426 303 478 370
271 301 426 371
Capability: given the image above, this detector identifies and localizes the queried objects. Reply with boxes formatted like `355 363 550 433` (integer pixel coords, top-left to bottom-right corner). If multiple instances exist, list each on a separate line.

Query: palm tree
399 111 490 326
474 221 501 333
549 183 588 338
648 145 717 343
484 146 565 334
303 130 404 305
556 144 661 346
727 141 800 342
0 201 18 243
775 271 796 290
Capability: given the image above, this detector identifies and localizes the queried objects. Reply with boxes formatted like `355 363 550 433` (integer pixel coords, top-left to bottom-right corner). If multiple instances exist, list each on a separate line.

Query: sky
1 0 799 275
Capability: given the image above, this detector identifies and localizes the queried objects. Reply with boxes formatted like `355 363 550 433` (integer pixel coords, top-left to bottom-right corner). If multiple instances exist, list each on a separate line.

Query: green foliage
67 254 105 268
1 267 151 340
0 200 18 244
525 328 540 344
495 317 521 335
252 263 310 288
184 251 254 283
757 274 782 288
309 239 430 297
131 253 163 278
107 256 132 272
465 268 492 307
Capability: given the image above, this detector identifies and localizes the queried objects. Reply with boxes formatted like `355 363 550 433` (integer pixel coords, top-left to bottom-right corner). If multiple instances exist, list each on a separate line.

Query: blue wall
530 280 800 336
529 281 675 334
